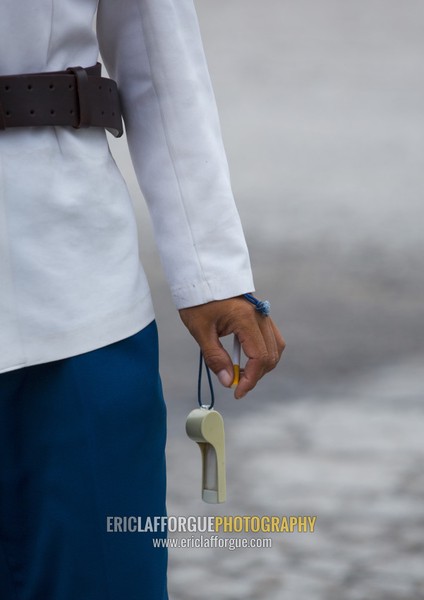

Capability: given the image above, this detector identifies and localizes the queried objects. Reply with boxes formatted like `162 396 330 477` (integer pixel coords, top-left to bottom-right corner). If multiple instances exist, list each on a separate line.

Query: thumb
200 336 234 388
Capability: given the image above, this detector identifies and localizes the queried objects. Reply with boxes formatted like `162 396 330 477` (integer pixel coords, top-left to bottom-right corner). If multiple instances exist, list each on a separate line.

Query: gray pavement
167 356 424 600
109 0 424 597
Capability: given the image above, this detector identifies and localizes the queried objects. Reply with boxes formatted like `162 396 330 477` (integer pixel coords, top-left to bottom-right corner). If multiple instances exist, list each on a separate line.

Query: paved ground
167 356 424 600
109 0 424 597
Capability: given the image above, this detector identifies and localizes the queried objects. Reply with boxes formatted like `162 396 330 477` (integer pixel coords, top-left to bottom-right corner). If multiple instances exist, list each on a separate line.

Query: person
0 0 285 598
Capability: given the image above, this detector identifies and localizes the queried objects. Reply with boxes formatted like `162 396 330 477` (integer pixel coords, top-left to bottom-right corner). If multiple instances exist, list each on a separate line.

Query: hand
179 296 285 399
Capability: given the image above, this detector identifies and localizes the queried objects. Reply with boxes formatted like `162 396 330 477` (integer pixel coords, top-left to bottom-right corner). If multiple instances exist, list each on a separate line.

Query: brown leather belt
0 62 123 137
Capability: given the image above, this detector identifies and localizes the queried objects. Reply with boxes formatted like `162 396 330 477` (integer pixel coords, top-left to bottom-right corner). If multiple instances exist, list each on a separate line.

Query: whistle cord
198 351 215 410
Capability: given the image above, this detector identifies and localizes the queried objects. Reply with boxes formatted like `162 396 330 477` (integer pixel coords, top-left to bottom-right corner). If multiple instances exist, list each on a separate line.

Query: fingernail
218 369 233 387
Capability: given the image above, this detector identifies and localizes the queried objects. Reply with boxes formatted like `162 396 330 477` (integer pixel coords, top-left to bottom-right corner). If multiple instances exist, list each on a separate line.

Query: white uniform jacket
0 0 254 374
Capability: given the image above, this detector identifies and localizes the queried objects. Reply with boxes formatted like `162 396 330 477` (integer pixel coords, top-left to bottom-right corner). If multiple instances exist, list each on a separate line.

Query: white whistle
186 408 226 503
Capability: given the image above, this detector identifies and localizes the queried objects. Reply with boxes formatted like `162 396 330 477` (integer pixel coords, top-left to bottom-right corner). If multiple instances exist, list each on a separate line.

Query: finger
233 319 269 399
234 317 284 399
270 318 286 356
258 316 279 369
195 329 234 388
252 316 285 369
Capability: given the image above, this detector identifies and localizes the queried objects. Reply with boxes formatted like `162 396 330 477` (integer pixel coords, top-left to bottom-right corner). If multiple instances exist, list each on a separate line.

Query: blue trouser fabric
0 320 168 600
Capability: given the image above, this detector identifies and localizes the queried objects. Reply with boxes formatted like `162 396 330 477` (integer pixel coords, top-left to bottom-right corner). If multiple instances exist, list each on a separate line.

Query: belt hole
109 87 112 93
30 109 35 115
50 109 55 115
101 110 105 115
6 111 11 117
98 85 102 90
69 109 74 115
5 85 10 91
27 84 33 91
68 84 73 90
49 84 55 90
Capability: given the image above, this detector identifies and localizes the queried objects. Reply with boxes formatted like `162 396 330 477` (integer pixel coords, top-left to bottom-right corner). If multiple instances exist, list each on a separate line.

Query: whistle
186 408 226 503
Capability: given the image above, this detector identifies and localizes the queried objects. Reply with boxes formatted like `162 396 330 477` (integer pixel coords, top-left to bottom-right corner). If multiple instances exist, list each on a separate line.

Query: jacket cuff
170 271 255 309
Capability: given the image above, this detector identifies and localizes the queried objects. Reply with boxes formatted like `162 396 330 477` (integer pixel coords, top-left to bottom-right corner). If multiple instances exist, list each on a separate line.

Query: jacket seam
135 0 213 296
45 0 55 68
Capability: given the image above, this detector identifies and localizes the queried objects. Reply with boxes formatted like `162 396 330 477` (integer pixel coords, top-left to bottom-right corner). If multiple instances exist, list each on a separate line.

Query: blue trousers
0 321 168 600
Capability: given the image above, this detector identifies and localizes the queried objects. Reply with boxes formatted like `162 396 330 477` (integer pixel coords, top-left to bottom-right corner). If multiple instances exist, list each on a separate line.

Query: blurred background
108 1 424 598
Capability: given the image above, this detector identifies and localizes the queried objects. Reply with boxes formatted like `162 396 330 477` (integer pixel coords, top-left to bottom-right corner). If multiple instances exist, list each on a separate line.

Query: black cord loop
197 351 215 410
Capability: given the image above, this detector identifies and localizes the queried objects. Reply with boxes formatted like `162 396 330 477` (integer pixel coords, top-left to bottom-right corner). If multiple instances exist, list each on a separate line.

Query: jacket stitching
135 0 213 296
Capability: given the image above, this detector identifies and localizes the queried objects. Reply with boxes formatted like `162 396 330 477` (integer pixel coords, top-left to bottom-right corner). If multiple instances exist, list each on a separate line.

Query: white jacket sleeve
96 0 254 308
